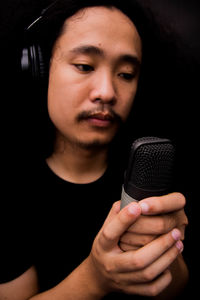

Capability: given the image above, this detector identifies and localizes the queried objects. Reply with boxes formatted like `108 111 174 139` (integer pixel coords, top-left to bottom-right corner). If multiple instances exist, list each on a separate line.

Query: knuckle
131 254 145 270
104 261 114 274
179 219 188 241
100 256 115 275
148 285 160 297
184 214 189 227
175 192 186 207
156 217 168 233
175 209 188 227
147 271 172 297
142 269 155 282
101 227 113 243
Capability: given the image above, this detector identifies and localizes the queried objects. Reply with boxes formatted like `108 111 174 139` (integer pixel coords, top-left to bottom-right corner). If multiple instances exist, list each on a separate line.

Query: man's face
48 6 142 149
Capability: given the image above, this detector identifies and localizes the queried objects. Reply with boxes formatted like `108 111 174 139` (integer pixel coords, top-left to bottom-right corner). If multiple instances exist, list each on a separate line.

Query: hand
120 192 188 251
87 201 183 297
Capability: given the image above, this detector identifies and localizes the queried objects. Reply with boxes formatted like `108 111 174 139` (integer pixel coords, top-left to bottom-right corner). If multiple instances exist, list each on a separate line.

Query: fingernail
175 240 184 252
140 202 149 213
172 229 181 241
127 203 140 215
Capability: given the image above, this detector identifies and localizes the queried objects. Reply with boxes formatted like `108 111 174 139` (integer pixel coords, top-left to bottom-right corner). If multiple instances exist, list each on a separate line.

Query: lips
77 109 122 127
88 112 114 121
85 111 115 128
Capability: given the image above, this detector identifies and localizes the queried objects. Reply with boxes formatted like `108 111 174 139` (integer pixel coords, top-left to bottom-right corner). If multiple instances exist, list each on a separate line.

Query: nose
89 71 116 105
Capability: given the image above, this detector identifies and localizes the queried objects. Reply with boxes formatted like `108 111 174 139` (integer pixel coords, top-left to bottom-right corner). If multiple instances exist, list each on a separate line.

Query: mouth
86 112 114 128
89 112 114 121
77 109 122 129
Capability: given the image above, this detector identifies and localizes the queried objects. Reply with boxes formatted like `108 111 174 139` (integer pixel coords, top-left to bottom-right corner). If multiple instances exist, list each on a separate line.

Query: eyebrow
120 54 141 68
70 45 141 67
70 45 104 56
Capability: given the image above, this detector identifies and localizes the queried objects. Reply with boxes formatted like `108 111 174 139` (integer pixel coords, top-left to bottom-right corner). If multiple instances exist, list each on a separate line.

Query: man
0 0 188 299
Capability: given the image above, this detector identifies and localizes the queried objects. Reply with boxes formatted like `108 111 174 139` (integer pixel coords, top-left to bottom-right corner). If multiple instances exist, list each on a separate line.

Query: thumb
99 202 141 251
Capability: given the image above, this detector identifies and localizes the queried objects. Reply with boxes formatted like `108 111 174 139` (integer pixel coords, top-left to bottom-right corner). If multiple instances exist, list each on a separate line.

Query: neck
46 137 109 184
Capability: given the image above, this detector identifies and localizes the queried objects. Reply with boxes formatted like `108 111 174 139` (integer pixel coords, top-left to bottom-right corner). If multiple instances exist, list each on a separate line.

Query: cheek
47 80 72 129
48 62 89 110
48 66 79 120
48 64 73 102
120 101 134 121
118 86 138 121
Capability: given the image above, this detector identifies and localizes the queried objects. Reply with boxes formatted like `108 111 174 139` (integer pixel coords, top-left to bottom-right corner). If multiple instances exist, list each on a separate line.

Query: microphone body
121 137 175 209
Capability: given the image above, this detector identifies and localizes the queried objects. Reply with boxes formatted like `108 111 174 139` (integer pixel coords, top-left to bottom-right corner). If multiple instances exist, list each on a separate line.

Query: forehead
53 6 142 61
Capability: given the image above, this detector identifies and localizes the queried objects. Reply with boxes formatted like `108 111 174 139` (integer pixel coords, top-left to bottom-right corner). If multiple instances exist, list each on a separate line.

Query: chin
77 140 109 150
71 127 119 150
74 135 114 150
73 121 120 148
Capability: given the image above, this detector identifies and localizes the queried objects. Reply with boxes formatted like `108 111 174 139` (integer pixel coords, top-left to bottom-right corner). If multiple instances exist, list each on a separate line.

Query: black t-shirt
2 160 142 299
1 158 191 299
34 161 124 292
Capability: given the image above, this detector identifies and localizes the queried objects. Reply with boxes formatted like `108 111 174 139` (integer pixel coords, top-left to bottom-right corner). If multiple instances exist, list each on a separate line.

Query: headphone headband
26 0 59 31
21 1 61 82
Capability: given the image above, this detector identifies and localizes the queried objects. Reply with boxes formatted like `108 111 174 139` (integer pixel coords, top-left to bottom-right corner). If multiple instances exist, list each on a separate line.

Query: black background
0 0 199 295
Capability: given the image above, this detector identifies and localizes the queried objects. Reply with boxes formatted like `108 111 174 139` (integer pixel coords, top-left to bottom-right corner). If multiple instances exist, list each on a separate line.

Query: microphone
121 137 175 209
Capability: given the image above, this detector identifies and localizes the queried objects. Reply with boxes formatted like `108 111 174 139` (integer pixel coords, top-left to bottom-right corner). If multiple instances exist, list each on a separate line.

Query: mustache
77 108 122 123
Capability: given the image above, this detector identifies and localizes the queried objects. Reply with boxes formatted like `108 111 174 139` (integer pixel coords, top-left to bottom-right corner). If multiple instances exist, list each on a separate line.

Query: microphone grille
128 137 175 190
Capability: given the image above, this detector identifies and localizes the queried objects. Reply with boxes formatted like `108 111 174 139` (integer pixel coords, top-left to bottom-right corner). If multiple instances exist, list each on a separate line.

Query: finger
99 202 141 251
117 228 182 272
127 209 188 236
102 201 121 227
131 242 183 283
120 232 156 250
126 214 176 235
173 210 188 240
125 269 172 297
139 192 186 215
119 242 140 251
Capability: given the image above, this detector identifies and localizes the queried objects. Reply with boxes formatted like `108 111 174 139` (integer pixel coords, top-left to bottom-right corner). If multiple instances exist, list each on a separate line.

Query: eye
118 72 135 81
74 64 94 73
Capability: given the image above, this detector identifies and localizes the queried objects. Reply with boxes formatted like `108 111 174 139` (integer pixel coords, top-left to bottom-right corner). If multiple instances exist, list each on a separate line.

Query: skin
48 6 142 151
0 6 188 300
120 193 188 251
46 6 142 184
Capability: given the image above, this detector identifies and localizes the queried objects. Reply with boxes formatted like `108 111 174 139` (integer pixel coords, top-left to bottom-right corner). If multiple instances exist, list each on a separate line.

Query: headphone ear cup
21 44 47 81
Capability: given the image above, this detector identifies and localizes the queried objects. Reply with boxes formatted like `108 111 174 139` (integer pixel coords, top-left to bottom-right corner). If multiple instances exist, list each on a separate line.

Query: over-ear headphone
21 0 143 82
21 44 46 80
21 1 59 82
